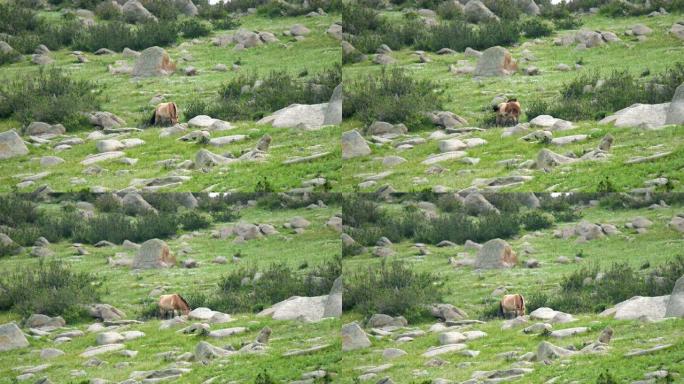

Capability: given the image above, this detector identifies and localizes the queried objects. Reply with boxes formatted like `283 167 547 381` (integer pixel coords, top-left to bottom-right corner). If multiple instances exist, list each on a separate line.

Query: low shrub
344 260 444 320
345 67 442 127
193 65 341 121
520 18 554 38
520 210 555 230
0 260 100 321
73 20 179 52
436 0 464 20
530 257 684 314
0 67 99 129
208 257 341 313
179 18 212 38
530 64 684 121
178 210 212 230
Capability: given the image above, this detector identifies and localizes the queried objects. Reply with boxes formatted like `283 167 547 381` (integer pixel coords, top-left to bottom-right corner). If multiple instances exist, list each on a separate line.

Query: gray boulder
474 239 517 269
122 0 157 23
464 0 499 23
464 193 499 215
474 46 517 77
600 103 669 129
257 103 328 129
665 275 684 317
323 83 342 126
122 193 157 215
87 303 126 321
175 0 198 16
323 276 342 318
0 130 29 159
88 111 126 129
536 341 574 360
342 130 371 159
132 239 175 269
516 0 540 15
0 323 29 351
195 149 235 167
26 122 65 136
341 322 371 351
665 82 684 125
133 46 175 77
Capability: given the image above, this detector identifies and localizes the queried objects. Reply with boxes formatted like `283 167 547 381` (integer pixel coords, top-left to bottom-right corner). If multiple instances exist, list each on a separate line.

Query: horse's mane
177 294 191 310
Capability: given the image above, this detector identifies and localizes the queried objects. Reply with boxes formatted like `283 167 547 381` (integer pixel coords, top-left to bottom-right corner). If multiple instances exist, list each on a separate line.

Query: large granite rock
132 239 175 269
474 239 517 269
133 46 175 77
0 130 29 160
474 46 517 77
0 323 30 351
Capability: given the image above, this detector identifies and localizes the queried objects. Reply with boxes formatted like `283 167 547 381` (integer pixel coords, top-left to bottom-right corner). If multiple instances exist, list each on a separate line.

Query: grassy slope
0 203 342 383
341 202 684 383
341 13 684 193
0 13 342 193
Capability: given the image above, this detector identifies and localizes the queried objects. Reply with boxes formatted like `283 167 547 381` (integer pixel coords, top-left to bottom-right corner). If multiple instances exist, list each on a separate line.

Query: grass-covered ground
341 195 684 383
0 12 341 192
0 196 342 383
341 12 684 193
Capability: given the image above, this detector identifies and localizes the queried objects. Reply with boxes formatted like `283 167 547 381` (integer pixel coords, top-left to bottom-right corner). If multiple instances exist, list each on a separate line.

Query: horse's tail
147 109 157 127
498 301 504 318
519 294 526 316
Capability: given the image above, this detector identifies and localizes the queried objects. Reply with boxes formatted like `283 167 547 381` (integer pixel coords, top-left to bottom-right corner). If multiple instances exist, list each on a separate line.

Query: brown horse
494 99 521 126
158 294 190 319
499 294 526 319
149 102 179 127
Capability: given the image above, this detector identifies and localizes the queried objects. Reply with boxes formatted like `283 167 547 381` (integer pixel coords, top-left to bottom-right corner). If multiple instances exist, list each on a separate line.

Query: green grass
341 12 684 193
341 199 684 383
0 13 341 192
0 201 342 383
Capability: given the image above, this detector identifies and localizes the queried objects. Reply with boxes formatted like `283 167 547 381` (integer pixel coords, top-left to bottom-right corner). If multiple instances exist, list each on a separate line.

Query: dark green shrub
530 64 684 121
178 210 212 230
342 4 384 35
94 194 123 213
95 1 124 20
342 197 384 227
199 66 340 121
345 67 442 127
596 370 619 384
437 0 464 20
74 20 178 52
134 213 179 241
0 67 99 128
0 50 22 66
209 258 341 313
0 260 100 321
179 18 212 38
521 18 554 38
520 211 555 230
344 260 444 320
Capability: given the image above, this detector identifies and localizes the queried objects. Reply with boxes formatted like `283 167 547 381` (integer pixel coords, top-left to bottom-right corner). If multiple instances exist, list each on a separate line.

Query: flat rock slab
282 344 331 357
209 135 247 146
550 327 588 338
625 152 672 164
422 151 467 165
0 130 29 160
208 327 247 338
80 343 125 358
81 151 125 165
625 344 672 357
282 152 330 165
600 103 669 129
422 343 467 357
551 134 588 146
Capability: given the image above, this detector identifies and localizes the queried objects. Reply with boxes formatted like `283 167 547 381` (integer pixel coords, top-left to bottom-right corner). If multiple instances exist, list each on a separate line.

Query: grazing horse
158 294 190 319
499 294 526 319
494 99 521 126
148 102 179 127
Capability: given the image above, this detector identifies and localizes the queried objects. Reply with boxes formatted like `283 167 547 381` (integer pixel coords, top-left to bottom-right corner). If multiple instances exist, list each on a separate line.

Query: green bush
530 64 684 121
178 210 212 230
208 258 341 313
415 20 522 53
521 211 555 230
197 65 341 121
74 20 179 52
179 18 212 38
0 67 99 128
436 0 464 20
344 260 444 320
521 18 554 38
530 257 684 314
0 260 100 321
345 67 442 127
